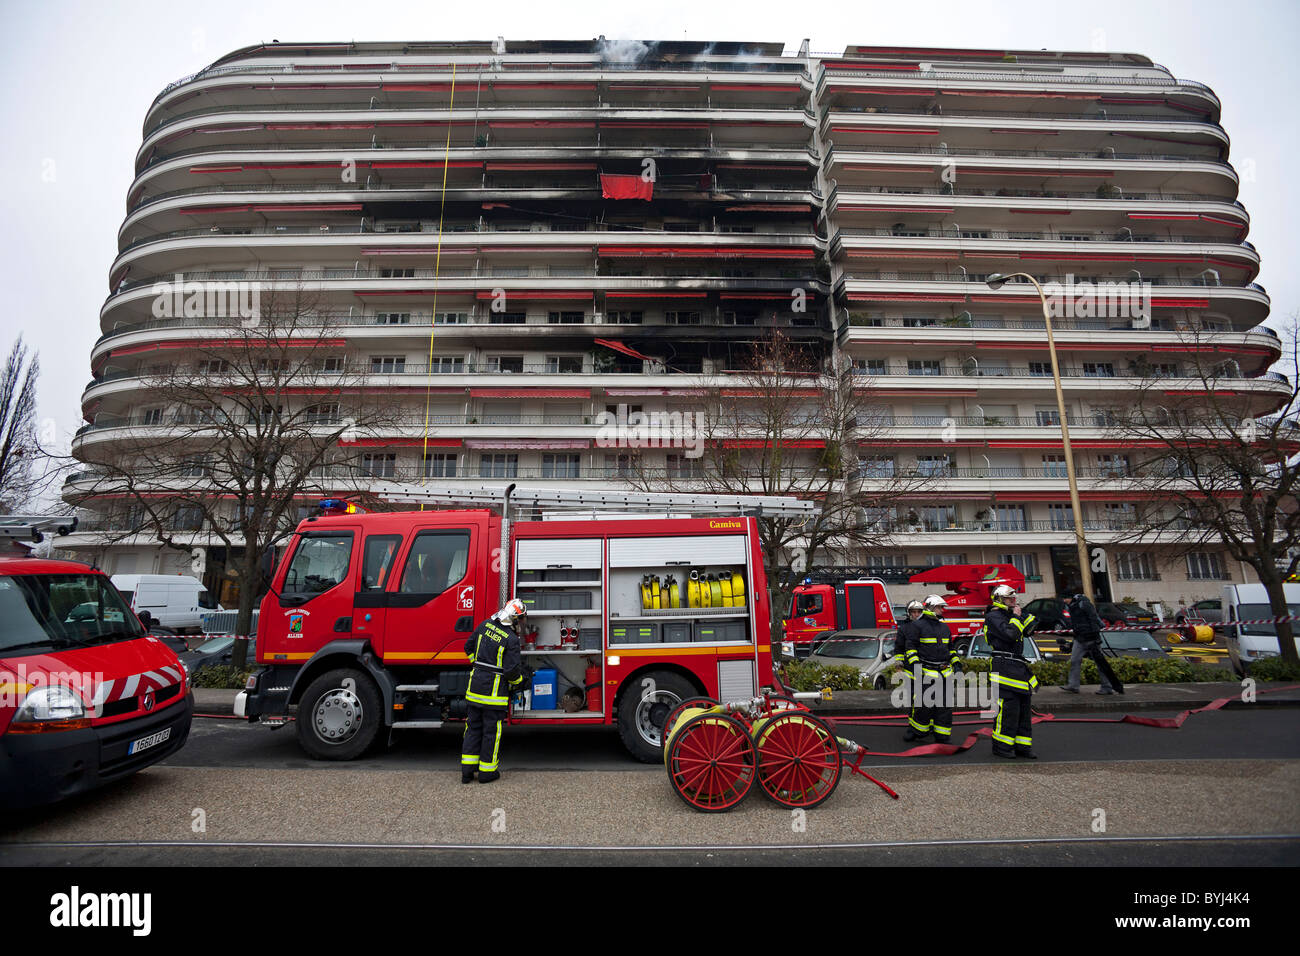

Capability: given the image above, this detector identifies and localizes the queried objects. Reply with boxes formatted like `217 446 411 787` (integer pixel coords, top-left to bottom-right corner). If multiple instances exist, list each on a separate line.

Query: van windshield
0 574 145 653
1238 604 1300 637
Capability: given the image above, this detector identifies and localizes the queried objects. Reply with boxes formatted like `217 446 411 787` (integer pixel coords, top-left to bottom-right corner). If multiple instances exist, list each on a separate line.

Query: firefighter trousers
462 704 506 773
907 666 953 741
992 688 1034 757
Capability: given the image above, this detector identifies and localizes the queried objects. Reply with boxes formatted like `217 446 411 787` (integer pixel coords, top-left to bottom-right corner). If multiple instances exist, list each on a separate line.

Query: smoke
596 36 657 65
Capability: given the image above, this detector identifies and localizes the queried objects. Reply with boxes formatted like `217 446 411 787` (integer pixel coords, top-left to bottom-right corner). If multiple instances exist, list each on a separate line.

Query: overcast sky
2 0 1296 474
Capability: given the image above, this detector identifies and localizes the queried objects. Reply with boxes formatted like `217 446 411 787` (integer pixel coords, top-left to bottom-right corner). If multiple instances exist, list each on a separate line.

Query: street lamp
986 272 1095 599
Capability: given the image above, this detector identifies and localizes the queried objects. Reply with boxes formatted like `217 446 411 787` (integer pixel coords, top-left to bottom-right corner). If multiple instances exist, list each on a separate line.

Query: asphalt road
2 703 1297 865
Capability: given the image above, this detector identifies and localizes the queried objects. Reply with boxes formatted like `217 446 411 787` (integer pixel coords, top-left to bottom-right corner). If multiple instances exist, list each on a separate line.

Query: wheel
874 675 889 690
953 638 971 657
617 671 697 763
753 711 842 809
296 668 382 760
666 712 757 812
661 696 719 751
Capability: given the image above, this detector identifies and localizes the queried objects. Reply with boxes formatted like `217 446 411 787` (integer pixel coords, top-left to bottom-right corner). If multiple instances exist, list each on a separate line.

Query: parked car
180 635 257 679
806 628 898 690
1097 601 1158 627
111 574 221 633
1176 599 1224 626
963 631 1043 662
1 557 193 809
1098 629 1168 659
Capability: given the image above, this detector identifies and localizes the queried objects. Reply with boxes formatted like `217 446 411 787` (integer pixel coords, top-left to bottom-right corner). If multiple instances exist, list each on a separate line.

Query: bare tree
621 329 932 640
0 338 43 513
1106 317 1299 666
74 288 398 667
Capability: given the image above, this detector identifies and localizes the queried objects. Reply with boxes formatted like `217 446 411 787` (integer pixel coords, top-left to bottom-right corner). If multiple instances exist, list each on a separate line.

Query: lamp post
986 272 1095 599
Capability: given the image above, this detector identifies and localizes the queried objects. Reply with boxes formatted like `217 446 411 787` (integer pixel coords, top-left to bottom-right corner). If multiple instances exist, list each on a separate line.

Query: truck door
845 581 893 628
275 528 360 651
352 533 403 647
379 527 480 664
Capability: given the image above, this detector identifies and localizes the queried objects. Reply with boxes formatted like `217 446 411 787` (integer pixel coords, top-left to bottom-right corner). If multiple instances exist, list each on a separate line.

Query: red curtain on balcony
600 174 653 201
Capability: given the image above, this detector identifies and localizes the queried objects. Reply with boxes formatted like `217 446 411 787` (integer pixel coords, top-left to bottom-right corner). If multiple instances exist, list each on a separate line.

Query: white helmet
923 594 948 612
992 584 1017 604
906 600 924 613
497 598 527 625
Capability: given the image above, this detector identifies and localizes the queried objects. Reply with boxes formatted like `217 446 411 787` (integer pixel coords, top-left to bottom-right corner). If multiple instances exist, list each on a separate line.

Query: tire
874 675 889 690
296 668 382 761
617 670 697 763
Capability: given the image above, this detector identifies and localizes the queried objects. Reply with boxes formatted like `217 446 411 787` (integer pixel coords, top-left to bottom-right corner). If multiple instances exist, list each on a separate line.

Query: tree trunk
230 545 261 671
1257 565 1299 668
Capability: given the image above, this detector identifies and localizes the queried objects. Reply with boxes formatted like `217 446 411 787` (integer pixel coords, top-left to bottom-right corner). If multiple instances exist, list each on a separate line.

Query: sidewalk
193 682 1300 718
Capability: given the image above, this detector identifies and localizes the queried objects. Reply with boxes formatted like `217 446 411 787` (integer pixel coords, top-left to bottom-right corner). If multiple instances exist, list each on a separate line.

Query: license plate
128 728 171 755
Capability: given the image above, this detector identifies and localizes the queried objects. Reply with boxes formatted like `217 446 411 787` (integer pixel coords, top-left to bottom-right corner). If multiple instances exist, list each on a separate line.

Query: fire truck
782 563 1026 656
235 484 813 762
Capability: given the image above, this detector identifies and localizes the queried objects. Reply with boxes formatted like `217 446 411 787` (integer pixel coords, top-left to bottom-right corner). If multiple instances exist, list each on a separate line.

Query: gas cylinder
585 661 602 714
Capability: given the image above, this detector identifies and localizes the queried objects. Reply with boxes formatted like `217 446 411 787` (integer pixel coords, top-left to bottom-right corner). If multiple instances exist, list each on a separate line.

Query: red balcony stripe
990 129 1060 135
464 439 592 450
830 126 940 135
1127 213 1200 221
710 84 804 92
605 291 707 299
468 388 591 398
490 83 597 90
248 204 363 213
339 438 463 447
606 388 708 397
837 205 955 214
472 290 593 300
597 246 813 258
488 121 595 128
485 162 598 170
846 293 966 303
354 290 472 297
825 61 921 70
370 160 483 169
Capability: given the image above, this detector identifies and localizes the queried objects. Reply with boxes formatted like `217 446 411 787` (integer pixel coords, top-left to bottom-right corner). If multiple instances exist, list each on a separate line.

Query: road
2 704 1298 865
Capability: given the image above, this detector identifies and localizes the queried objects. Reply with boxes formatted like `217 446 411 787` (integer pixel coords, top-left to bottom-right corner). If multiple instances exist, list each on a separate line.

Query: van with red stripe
0 558 194 809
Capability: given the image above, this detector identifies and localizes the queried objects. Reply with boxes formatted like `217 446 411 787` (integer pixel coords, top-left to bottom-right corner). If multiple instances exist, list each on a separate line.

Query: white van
111 574 221 633
1221 582 1300 674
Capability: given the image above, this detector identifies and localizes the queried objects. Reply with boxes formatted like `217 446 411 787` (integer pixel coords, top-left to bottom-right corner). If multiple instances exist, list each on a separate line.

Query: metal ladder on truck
371 481 817 604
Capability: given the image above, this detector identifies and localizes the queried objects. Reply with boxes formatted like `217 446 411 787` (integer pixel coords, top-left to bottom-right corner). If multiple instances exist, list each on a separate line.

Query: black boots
478 770 501 784
461 767 476 784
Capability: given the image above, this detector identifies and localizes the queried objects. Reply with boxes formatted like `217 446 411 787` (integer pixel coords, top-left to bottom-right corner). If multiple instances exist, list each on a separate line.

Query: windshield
0 574 145 653
1238 604 1300 637
1103 630 1161 651
193 637 235 655
819 637 881 660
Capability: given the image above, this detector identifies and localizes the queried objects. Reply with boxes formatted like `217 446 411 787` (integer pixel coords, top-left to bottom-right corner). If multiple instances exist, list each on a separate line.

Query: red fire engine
783 563 1026 655
236 484 813 762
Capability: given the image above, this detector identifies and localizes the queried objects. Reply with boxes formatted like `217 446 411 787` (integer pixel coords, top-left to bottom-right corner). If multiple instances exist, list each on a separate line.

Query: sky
2 0 1297 486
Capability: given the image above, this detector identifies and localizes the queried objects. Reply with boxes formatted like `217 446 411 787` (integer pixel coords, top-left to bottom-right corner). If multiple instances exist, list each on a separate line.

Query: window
479 454 518 478
282 532 354 598
547 311 584 325
1091 408 1119 427
305 403 341 424
375 312 411 325
666 454 703 479
434 312 467 325
666 311 701 325
180 457 211 478
399 531 470 594
542 454 581 479
604 454 636 478
320 356 345 374
859 457 895 479
545 355 583 374
171 506 204 531
1186 552 1225 580
992 504 1027 531
1048 504 1075 530
1116 552 1155 581
859 405 895 427
423 453 457 478
361 535 403 591
1059 233 1090 242
258 358 290 374
1041 454 1068 477
1096 454 1131 478
920 505 956 530
370 355 406 373
488 356 524 374
361 454 396 478
999 552 1039 577
488 312 526 325
860 507 895 531
483 402 521 425
1035 408 1061 426
608 310 643 324
907 360 942 376
865 554 906 569
1028 362 1052 377
1083 362 1116 378
378 267 416 279
247 404 283 425
916 455 953 477
141 407 165 426
926 553 968 567
197 359 229 375
431 356 465 374
902 317 938 329
854 358 887 376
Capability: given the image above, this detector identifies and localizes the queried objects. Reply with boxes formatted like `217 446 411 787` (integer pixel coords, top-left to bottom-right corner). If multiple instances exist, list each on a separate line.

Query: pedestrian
984 584 1038 759
1059 593 1124 696
903 595 959 745
461 598 527 784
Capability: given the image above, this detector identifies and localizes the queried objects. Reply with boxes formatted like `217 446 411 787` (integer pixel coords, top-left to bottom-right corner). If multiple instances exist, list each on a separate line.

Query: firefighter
461 598 527 784
984 584 1038 759
896 600 923 738
904 595 960 744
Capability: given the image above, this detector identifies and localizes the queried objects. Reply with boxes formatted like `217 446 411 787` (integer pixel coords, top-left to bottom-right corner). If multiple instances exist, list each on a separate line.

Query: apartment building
64 39 1289 610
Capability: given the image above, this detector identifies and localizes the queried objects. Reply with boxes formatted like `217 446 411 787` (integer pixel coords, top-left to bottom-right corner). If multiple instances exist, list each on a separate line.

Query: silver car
807 628 899 690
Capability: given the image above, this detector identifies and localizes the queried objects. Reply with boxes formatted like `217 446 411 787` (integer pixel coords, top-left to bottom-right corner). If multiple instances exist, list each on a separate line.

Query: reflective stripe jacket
896 618 920 666
464 616 523 708
983 602 1038 694
910 612 957 671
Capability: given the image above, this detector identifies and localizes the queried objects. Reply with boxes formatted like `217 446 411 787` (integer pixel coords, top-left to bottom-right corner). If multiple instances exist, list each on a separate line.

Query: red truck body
240 508 775 762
